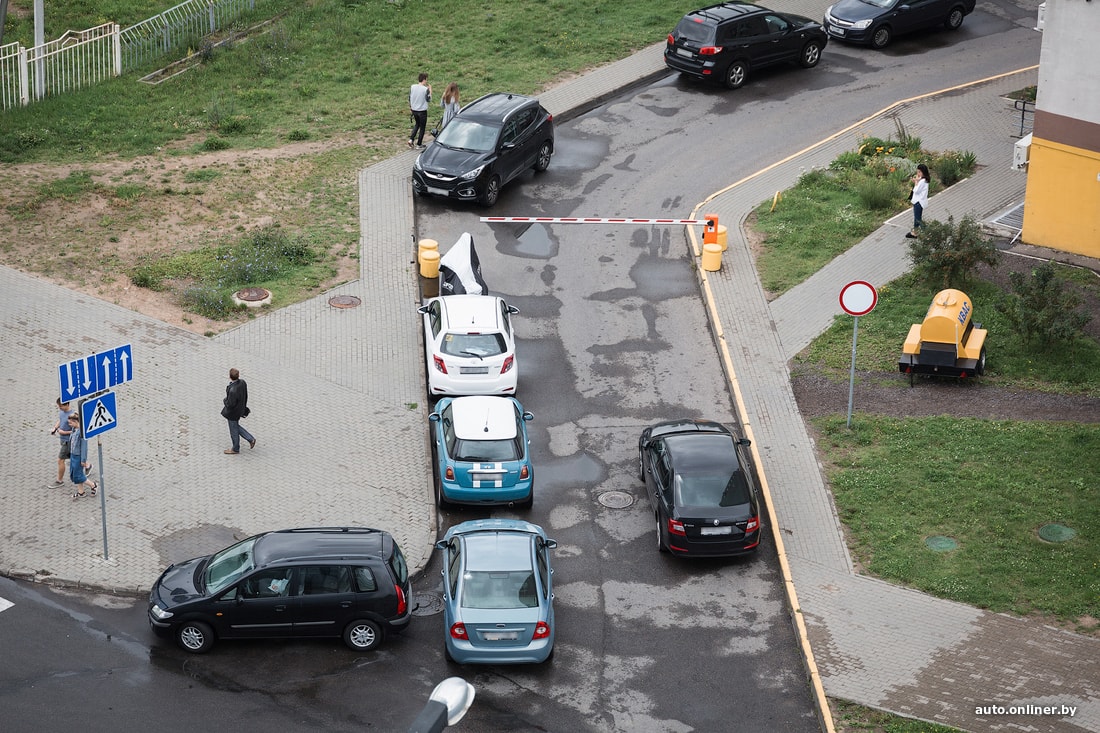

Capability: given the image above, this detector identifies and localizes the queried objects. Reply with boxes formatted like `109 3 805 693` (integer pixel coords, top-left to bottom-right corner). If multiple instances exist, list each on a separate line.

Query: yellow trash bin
715 224 728 251
702 243 722 272
420 249 441 278
417 238 439 265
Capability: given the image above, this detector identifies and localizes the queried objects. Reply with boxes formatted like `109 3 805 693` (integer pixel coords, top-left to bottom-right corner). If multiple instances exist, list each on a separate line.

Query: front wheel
480 176 501 207
870 25 892 49
176 620 215 654
799 40 822 68
344 619 383 652
724 60 748 89
533 141 552 172
945 6 965 29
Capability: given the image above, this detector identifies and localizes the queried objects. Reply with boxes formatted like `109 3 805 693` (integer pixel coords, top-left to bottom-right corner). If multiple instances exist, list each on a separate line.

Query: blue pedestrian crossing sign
58 344 133 402
82 392 118 439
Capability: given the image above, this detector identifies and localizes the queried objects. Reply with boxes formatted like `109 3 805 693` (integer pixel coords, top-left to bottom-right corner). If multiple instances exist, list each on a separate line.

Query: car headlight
414 155 423 171
853 18 872 28
460 165 485 181
150 604 173 620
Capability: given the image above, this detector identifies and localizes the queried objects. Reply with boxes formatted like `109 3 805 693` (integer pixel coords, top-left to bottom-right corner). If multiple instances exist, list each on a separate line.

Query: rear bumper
667 532 761 557
898 354 982 378
664 51 716 80
446 636 553 665
441 480 533 506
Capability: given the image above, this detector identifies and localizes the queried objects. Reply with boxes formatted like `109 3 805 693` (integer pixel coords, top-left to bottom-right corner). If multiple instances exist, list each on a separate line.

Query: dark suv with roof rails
148 526 411 654
412 92 554 207
665 1 828 89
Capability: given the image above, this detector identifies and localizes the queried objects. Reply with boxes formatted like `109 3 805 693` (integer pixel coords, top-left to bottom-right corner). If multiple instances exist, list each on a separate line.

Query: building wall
1022 0 1100 257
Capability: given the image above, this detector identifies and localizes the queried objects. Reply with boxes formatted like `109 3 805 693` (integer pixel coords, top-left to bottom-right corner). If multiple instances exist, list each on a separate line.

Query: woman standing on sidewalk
67 413 98 500
906 163 930 239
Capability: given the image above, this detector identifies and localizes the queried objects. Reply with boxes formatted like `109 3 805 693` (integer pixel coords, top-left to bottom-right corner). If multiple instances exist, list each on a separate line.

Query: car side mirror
507 305 520 315
737 437 751 447
417 305 430 315
429 413 441 423
545 539 558 549
502 142 516 150
434 540 448 550
522 411 534 421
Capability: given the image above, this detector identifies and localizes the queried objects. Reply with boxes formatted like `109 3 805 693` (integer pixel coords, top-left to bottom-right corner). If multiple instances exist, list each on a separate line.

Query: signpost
839 281 878 428
59 345 133 562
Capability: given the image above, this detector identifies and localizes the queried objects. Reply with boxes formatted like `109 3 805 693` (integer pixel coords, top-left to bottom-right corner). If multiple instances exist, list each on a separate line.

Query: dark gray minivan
148 527 411 653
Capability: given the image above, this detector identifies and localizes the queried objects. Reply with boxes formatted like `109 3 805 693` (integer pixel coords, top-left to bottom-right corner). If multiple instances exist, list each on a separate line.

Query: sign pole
96 438 109 561
838 281 878 430
847 316 859 429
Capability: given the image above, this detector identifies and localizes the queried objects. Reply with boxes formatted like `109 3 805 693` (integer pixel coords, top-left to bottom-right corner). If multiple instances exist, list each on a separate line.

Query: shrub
287 129 311 141
130 266 164 290
907 214 999 287
181 284 237 319
830 151 863 172
855 176 899 211
200 136 231 151
998 261 1092 346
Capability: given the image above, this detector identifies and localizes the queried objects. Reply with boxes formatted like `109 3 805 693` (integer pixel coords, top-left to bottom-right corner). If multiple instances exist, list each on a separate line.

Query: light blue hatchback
435 519 557 665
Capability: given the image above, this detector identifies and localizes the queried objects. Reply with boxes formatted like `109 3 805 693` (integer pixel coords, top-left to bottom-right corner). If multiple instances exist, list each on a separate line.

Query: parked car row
664 0 975 89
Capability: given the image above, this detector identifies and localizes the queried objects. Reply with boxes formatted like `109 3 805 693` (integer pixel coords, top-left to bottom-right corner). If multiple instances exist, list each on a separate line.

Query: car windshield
441 332 506 358
673 470 751 508
435 118 500 153
861 0 896 8
675 17 717 43
203 536 258 595
460 571 538 609
453 436 522 462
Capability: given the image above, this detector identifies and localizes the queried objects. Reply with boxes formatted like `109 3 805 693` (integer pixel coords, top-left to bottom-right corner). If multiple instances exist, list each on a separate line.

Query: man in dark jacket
221 368 256 454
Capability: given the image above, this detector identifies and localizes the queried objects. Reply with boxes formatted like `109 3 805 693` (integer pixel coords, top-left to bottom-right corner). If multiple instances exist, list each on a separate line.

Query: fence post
208 0 216 35
161 14 170 55
18 44 29 106
112 23 122 77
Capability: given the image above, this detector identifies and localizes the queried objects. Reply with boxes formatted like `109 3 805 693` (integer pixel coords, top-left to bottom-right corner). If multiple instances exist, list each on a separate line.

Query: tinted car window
389 543 409 585
453 435 522 462
353 566 377 592
302 565 352 594
461 570 534 609
440 332 506 358
242 568 293 598
673 470 752 508
764 14 790 33
675 16 716 43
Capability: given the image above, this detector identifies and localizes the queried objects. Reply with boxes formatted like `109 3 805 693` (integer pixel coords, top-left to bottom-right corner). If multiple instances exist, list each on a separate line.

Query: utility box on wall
1013 133 1032 170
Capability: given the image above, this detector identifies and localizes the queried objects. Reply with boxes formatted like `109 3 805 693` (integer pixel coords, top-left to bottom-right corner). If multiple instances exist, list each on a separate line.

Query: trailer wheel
976 347 986 376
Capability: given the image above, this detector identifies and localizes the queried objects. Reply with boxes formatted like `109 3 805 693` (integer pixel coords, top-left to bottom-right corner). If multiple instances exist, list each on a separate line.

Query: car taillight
445 466 455 481
667 33 675 45
699 46 722 55
667 518 686 536
745 516 759 533
395 584 407 615
500 355 515 374
520 465 529 480
450 622 468 639
533 621 550 640
433 355 447 374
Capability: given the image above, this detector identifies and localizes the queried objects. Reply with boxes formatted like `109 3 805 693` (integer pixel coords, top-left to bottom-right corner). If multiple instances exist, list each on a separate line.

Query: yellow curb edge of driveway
687 66 1038 733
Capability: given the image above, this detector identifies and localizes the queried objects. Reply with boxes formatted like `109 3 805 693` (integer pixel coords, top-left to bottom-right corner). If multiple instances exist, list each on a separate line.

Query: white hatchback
419 295 520 396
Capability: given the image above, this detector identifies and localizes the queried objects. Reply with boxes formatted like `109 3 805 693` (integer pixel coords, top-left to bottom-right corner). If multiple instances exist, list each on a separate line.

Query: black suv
665 2 828 89
412 92 554 207
148 527 411 654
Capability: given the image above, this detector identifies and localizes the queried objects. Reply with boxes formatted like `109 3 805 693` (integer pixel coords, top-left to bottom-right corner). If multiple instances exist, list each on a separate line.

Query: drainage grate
411 591 445 616
990 202 1024 233
598 491 635 509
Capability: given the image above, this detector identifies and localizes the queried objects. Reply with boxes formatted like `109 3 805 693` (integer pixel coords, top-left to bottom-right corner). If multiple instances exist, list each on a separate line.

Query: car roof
665 431 740 473
684 1 764 22
460 93 538 123
462 531 535 572
252 527 387 566
450 396 519 441
437 294 503 331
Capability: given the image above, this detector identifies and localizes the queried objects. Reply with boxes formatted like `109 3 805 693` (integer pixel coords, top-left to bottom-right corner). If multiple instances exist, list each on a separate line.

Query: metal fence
1 0 260 111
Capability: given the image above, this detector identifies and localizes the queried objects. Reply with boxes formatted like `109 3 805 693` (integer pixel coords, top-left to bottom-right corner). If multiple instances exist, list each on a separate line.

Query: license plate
460 366 489 374
829 27 845 36
701 526 732 536
427 186 449 196
471 473 503 482
483 631 518 641
676 48 694 58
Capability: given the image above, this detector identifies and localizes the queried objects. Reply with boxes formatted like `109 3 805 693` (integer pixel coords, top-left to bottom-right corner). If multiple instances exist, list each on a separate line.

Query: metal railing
1 0 262 111
1014 98 1035 138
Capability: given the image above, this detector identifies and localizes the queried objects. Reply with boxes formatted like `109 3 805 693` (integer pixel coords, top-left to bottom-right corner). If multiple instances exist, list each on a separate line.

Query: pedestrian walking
408 72 432 149
906 163 930 239
67 413 98 500
48 398 74 488
221 367 256 455
441 82 462 130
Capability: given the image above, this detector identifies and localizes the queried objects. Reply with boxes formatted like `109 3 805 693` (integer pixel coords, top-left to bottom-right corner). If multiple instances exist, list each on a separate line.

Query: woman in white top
906 163 930 239
441 82 462 129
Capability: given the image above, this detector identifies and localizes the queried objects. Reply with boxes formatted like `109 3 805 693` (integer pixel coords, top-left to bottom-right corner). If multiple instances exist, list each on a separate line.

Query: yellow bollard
715 224 728 251
417 238 439 265
701 242 722 272
420 248 440 278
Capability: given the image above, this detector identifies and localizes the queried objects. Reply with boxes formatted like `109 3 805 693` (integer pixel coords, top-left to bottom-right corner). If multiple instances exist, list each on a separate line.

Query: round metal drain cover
1038 523 1076 543
411 591 444 616
329 295 362 309
598 490 634 509
924 535 958 552
235 287 270 302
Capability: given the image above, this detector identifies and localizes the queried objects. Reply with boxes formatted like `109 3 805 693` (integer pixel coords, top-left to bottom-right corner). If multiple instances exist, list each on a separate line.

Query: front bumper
412 169 483 202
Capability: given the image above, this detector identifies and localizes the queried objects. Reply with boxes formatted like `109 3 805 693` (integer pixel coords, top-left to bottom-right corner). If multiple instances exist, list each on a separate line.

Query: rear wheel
480 176 501 207
976 347 987 376
799 40 822 68
435 478 451 510
518 490 534 510
176 620 215 654
656 514 669 553
724 60 748 89
533 141 552 172
343 619 383 652
945 6 965 29
870 25 892 49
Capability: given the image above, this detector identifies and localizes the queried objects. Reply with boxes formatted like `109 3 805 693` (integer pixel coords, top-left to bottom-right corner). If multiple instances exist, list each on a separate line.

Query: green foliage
907 214 999 288
199 136 231 151
999 261 1092 347
182 169 223 183
180 284 238 319
814 414 1100 625
829 151 864 172
855 176 900 211
286 129 311 141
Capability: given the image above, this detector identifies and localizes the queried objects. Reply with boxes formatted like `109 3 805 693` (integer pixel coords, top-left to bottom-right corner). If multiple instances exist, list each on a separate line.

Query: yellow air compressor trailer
899 289 987 382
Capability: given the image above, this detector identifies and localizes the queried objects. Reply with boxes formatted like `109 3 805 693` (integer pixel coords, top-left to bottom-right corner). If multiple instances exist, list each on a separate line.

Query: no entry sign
839 281 878 317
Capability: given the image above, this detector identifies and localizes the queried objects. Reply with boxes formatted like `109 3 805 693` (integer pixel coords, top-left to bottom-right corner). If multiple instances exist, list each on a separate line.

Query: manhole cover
411 591 444 616
924 535 958 552
1038 523 1076 543
598 491 634 509
235 287 270 302
329 295 361 309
